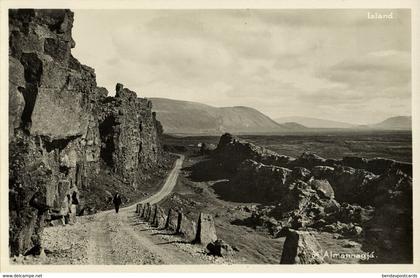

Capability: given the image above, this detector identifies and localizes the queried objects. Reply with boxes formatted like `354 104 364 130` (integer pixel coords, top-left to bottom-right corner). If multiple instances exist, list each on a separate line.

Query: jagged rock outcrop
212 133 412 262
312 166 378 205
342 156 412 176
8 9 163 257
194 213 218 246
144 203 151 220
166 208 181 232
292 152 327 169
98 83 162 184
215 133 412 176
152 205 167 229
148 204 157 223
178 213 197 242
228 159 293 201
199 142 217 155
140 203 148 218
215 133 295 172
362 169 413 263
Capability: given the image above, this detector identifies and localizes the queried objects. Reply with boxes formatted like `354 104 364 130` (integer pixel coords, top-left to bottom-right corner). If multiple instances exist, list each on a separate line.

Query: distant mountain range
275 116 412 130
274 116 355 129
150 98 301 134
362 116 412 130
150 98 411 134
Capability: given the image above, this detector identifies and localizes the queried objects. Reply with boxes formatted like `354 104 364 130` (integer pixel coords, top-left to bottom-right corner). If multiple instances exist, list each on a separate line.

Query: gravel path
13 155 233 265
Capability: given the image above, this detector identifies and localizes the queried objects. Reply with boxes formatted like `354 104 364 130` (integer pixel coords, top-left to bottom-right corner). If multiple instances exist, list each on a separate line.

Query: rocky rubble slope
9 9 163 256
208 133 413 263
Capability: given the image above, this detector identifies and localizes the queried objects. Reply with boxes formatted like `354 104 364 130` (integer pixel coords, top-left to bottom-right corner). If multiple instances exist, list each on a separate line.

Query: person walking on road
113 192 122 213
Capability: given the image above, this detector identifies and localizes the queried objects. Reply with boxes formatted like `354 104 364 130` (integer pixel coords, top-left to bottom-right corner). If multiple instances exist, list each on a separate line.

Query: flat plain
164 130 412 162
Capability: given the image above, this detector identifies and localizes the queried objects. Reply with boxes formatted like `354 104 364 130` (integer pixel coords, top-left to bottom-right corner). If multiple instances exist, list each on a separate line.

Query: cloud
319 50 411 99
71 9 411 124
252 9 411 29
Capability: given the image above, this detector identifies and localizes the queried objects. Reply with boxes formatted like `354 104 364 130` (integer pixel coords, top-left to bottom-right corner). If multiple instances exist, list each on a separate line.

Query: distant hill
274 116 355 129
275 115 412 130
281 122 308 129
150 98 306 134
366 116 412 130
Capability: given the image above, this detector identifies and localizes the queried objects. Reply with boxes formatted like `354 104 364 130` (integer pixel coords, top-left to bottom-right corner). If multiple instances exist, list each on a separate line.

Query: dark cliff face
211 133 413 263
98 84 162 184
215 133 295 173
8 9 163 256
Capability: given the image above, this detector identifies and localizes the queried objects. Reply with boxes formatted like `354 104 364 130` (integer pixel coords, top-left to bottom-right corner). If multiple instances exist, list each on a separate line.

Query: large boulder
143 203 151 220
165 208 181 232
178 213 197 242
148 205 157 223
194 213 218 246
140 203 148 218
309 179 334 199
207 239 234 257
280 229 325 264
152 205 167 229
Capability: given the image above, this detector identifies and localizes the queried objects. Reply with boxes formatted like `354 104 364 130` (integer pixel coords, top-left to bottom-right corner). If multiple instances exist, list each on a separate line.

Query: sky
72 9 411 125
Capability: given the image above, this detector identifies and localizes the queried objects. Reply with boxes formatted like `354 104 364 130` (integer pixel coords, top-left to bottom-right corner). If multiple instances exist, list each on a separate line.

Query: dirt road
17 154 231 265
129 154 185 206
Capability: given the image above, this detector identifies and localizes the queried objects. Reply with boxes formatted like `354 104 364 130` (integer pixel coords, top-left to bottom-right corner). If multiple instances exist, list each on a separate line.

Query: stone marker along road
31 154 231 265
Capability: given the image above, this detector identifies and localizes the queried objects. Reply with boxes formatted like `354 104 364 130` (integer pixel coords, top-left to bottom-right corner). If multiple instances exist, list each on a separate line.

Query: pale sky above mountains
72 9 411 125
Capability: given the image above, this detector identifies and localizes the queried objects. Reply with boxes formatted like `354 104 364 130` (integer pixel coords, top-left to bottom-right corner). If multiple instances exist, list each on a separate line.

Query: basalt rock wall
98 84 162 184
8 9 163 256
213 133 413 263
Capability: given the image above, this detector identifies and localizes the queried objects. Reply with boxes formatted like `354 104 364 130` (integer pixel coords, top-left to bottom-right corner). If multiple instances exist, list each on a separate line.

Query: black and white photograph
1 0 419 274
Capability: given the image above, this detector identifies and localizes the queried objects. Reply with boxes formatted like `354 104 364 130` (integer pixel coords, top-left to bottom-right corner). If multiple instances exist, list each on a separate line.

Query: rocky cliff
208 133 413 263
8 9 163 256
98 84 162 184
